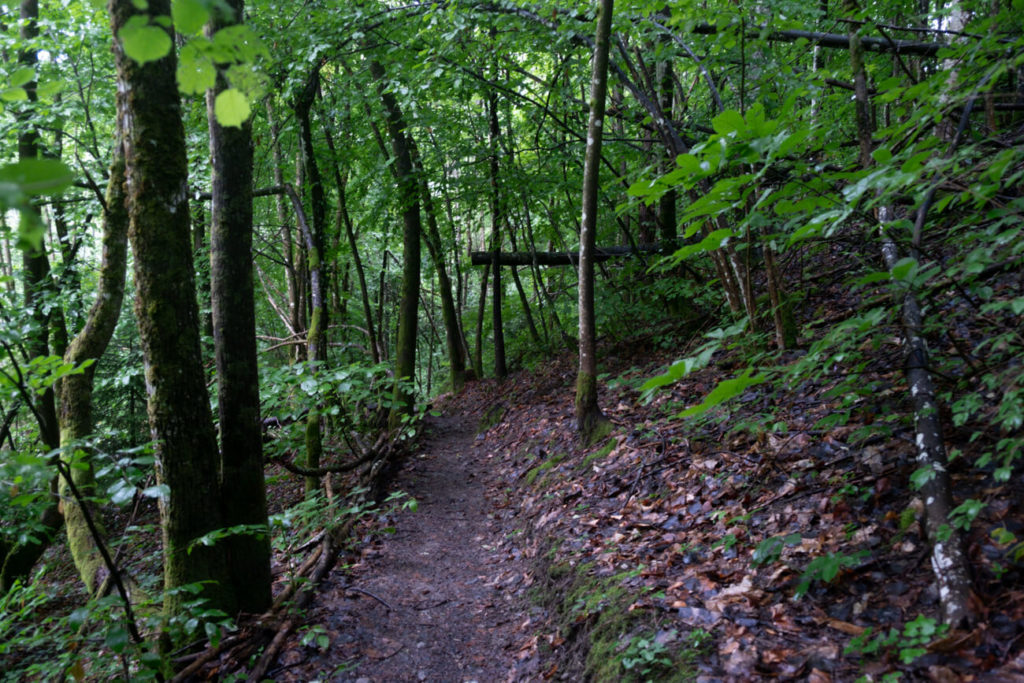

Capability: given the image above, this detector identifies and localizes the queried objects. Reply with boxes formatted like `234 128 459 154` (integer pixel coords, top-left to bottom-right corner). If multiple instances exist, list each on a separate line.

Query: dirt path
278 414 536 682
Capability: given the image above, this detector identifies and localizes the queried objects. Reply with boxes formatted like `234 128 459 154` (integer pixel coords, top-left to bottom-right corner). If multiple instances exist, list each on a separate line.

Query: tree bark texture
368 59 421 426
206 0 272 615
488 88 507 379
575 0 614 443
58 143 129 595
845 0 972 627
110 0 232 616
294 70 330 496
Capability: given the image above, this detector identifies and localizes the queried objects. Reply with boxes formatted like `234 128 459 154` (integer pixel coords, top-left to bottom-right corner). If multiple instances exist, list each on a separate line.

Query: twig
346 586 393 611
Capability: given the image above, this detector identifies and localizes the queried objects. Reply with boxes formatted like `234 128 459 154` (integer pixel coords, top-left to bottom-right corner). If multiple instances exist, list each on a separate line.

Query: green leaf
9 66 35 87
213 88 250 127
177 41 216 94
678 368 765 418
890 257 918 281
712 109 745 136
0 87 27 102
0 159 74 196
871 147 892 164
119 17 173 66
171 0 210 36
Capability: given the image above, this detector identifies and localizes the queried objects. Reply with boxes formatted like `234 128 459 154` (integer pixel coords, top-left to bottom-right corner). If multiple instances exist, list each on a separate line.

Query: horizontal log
470 244 666 267
692 23 945 56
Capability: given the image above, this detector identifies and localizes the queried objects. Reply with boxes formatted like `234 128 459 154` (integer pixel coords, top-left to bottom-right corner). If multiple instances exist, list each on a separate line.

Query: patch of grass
532 543 714 682
579 438 616 470
525 452 568 485
477 403 505 433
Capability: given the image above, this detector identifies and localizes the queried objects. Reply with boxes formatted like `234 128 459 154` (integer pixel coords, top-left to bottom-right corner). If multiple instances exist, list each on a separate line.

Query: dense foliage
0 0 1021 678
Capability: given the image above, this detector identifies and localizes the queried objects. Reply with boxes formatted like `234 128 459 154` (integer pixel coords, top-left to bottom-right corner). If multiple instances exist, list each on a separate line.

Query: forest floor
277 413 539 681
274 323 1024 681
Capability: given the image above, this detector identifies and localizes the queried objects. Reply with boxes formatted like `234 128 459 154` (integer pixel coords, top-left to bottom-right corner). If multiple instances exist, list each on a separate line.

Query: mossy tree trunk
109 0 233 616
368 59 421 427
205 0 272 614
294 68 329 496
575 0 614 445
58 143 129 595
0 0 65 593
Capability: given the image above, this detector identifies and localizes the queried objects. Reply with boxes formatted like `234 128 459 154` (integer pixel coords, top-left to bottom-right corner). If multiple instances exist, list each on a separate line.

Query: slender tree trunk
205 0 271 614
0 0 65 592
321 115 381 365
474 265 488 379
409 140 467 391
845 0 972 627
488 88 507 379
58 142 129 595
294 70 330 495
109 0 232 616
576 0 615 444
265 100 303 361
368 60 421 426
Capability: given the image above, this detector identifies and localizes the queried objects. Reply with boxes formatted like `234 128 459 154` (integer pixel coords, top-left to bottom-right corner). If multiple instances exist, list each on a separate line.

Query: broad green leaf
0 87 27 102
37 79 63 100
671 228 733 261
213 88 250 127
871 147 892 164
0 159 74 196
177 42 216 94
119 17 172 66
678 368 765 418
711 109 745 136
890 257 918 281
171 0 210 36
9 66 35 87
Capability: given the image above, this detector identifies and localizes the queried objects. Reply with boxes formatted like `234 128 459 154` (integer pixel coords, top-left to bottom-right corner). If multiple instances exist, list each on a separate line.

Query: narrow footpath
279 414 538 682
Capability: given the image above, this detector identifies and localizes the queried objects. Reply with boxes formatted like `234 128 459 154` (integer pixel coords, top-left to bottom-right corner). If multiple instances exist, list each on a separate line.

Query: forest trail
281 414 536 682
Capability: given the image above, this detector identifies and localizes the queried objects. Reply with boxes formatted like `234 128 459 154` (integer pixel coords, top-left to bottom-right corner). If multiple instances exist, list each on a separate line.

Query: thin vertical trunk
845 0 972 627
266 100 303 361
205 0 271 615
0 0 64 593
295 69 329 495
488 88 507 379
474 265 488 379
110 0 232 616
576 0 615 444
368 59 421 426
320 113 381 365
58 142 129 596
409 139 467 391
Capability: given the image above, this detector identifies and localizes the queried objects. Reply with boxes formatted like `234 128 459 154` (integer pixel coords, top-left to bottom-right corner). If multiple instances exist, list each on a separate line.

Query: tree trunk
575 0 614 445
265 100 303 362
845 0 972 627
205 0 272 615
368 60 421 427
109 0 232 616
488 88 507 379
410 140 467 392
321 115 381 365
294 69 330 496
58 142 129 596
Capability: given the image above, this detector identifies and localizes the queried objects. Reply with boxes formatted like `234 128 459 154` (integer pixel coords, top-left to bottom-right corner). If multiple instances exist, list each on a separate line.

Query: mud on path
277 414 538 682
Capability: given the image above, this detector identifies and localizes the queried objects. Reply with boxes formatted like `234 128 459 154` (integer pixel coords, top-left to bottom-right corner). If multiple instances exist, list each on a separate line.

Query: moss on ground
579 438 616 471
531 540 713 681
525 452 568 485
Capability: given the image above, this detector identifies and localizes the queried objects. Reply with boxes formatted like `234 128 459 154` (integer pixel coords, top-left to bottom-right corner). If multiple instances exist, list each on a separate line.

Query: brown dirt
274 413 539 682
